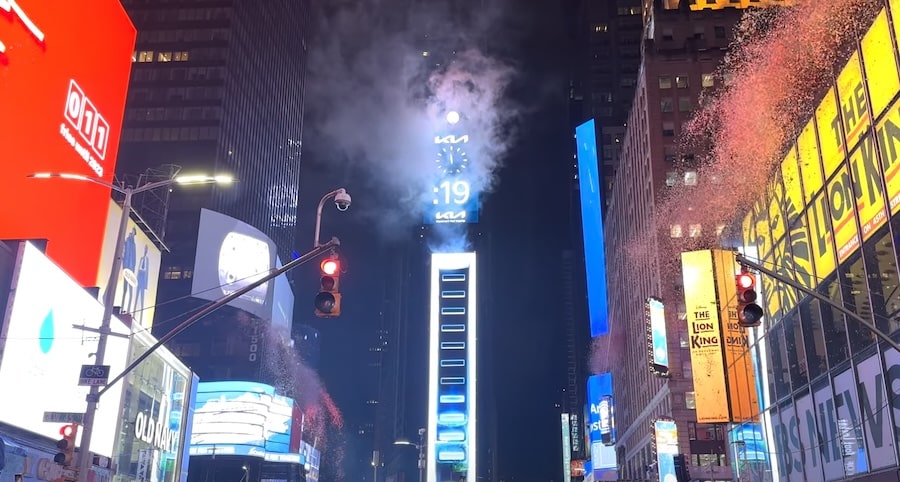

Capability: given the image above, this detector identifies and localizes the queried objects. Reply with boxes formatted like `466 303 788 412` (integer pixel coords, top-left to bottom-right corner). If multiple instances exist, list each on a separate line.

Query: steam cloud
305 0 519 240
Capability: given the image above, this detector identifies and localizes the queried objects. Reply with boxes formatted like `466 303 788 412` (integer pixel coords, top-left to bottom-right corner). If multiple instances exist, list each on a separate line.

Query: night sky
296 0 576 480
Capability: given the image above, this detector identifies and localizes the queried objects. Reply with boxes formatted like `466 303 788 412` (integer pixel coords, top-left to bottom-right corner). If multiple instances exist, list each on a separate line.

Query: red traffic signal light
321 259 339 276
315 256 342 318
54 424 78 466
735 270 763 327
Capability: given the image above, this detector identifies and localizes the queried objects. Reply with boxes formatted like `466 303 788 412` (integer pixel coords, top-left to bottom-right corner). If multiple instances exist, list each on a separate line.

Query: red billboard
0 0 136 286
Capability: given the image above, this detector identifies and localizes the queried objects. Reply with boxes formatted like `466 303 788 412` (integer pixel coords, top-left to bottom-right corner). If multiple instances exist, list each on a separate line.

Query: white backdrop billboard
0 242 129 457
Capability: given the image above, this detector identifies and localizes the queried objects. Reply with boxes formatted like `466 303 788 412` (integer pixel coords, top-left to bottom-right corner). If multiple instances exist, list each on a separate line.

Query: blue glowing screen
575 119 609 337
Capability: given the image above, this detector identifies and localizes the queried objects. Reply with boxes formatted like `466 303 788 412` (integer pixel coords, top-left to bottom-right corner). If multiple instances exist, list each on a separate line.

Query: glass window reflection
798 299 828 380
770 323 792 400
783 311 808 388
842 252 876 355
865 225 900 336
819 276 850 368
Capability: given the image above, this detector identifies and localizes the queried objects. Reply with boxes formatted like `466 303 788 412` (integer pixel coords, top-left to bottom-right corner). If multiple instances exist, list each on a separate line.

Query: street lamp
394 428 426 482
313 188 351 247
28 171 232 482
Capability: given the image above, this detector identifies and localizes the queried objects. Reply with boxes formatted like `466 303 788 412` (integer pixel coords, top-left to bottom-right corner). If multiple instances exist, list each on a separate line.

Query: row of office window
134 50 190 63
659 73 717 90
121 126 219 143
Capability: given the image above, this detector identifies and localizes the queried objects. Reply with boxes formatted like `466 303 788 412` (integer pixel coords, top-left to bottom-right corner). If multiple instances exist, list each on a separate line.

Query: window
678 97 692 112
662 122 675 137
679 331 689 348
157 51 172 62
685 392 696 409
682 360 692 378
676 75 689 88
659 76 672 89
594 24 608 33
684 171 698 185
670 225 683 238
664 145 677 162
693 25 705 39
714 25 727 39
666 171 678 187
137 50 154 62
688 224 702 237
660 98 674 113
174 51 190 61
702 73 715 88
687 422 697 440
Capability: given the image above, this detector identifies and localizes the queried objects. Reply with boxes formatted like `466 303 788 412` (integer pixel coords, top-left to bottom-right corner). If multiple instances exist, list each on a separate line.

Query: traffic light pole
93 236 340 401
735 254 900 354
77 237 340 480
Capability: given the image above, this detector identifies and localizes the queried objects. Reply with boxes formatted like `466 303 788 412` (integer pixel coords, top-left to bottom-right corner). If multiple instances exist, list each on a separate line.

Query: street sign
43 412 84 424
78 365 110 386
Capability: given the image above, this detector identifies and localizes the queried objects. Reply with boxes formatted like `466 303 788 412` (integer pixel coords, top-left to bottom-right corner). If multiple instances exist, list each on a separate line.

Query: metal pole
417 429 425 482
77 188 133 482
735 254 900 354
96 238 340 398
313 189 344 248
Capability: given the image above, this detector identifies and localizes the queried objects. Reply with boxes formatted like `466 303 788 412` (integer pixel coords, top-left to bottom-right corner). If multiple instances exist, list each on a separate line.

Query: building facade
600 2 753 480
737 2 900 480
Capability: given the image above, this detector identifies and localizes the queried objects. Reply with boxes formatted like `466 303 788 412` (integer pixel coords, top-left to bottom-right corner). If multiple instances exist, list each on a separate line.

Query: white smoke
304 0 520 238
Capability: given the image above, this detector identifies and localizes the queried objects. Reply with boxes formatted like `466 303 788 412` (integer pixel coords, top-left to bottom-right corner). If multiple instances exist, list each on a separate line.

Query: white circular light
446 111 460 124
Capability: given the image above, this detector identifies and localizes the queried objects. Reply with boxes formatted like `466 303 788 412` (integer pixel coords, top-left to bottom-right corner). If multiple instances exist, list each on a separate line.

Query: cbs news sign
742 4 900 321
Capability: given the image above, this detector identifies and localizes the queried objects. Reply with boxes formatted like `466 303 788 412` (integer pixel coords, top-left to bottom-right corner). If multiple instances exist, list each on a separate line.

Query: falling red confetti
590 0 882 373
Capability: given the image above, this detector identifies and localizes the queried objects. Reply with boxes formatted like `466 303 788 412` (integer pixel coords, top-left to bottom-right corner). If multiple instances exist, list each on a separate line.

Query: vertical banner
681 250 730 422
646 297 669 376
712 250 760 422
654 419 678 482
562 413 572 482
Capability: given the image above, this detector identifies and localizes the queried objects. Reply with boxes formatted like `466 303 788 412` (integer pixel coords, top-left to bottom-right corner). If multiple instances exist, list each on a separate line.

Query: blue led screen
575 119 609 337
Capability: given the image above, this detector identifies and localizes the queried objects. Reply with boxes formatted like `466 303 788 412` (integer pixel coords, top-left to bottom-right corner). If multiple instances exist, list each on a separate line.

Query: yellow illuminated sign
877 97 900 215
786 214 817 289
687 0 794 10
817 88 843 181
807 191 837 280
827 165 861 261
862 10 900 121
682 250 730 423
767 176 786 245
712 250 760 423
752 198 772 260
848 135 888 241
836 51 869 153
797 120 824 206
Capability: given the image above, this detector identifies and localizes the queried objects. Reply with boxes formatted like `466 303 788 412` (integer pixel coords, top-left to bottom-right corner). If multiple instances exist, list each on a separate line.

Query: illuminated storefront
111 330 197 482
740 3 900 481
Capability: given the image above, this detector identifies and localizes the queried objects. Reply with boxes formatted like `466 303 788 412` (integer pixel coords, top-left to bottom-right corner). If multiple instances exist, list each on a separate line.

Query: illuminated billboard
653 419 678 482
586 374 616 479
188 381 302 463
575 119 610 337
0 0 136 287
561 413 572 482
97 199 162 329
646 297 669 375
192 209 277 320
427 252 477 482
0 242 129 457
424 113 480 225
681 249 759 423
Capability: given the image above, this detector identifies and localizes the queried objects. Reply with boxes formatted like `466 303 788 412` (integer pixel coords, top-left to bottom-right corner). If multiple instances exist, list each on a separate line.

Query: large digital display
188 381 302 463
575 119 610 337
192 209 277 320
97 200 162 329
653 419 678 482
0 242 129 457
424 113 480 225
646 297 669 376
0 0 135 287
427 252 477 482
586 374 616 479
561 414 572 482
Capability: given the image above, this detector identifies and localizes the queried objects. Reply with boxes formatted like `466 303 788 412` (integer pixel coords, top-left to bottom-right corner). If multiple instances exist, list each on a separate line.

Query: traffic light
736 270 764 327
673 454 690 482
54 424 78 467
314 257 342 318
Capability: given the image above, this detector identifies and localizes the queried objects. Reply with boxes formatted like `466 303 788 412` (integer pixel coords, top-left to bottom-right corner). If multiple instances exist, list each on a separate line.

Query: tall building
600 2 756 480
116 0 310 379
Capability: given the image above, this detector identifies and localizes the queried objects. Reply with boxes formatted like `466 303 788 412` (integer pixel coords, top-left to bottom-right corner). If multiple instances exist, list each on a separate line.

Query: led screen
0 0 135 286
0 242 129 457
424 117 480 225
575 119 609 337
188 381 301 463
427 252 477 482
586 373 616 479
646 297 669 375
192 209 277 320
97 200 162 329
654 419 678 482
561 414 572 482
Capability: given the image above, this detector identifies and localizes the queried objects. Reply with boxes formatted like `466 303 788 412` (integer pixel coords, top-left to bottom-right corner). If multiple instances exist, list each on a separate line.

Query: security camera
334 189 351 211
